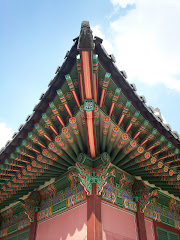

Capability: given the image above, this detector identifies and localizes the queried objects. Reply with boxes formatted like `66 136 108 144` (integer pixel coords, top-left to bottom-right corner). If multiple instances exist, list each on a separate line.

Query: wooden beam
87 183 102 240
81 51 96 158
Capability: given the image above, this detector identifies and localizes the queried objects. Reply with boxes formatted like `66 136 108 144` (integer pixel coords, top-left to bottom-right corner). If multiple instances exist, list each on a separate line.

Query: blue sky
0 0 180 148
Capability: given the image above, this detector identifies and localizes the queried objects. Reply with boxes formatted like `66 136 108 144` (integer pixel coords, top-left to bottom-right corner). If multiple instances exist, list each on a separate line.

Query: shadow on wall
36 203 87 240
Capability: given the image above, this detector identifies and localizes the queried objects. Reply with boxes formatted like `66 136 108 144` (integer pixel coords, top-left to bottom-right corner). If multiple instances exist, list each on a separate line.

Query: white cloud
111 0 136 8
107 0 180 91
92 25 114 54
0 123 14 149
154 108 168 124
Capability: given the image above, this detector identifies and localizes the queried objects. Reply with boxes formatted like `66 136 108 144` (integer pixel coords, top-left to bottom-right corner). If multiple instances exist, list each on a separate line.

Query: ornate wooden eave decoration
0 21 180 210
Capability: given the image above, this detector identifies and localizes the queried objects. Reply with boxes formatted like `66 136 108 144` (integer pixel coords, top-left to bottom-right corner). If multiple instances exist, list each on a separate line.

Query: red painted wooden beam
99 73 111 108
57 115 65 127
126 122 133 133
136 202 147 240
87 184 102 240
109 88 121 117
85 111 96 158
109 102 115 117
81 51 96 158
93 54 98 104
77 54 84 103
65 74 81 108
133 131 141 140
141 139 148 146
93 73 98 104
79 73 84 103
81 51 93 99
118 114 125 126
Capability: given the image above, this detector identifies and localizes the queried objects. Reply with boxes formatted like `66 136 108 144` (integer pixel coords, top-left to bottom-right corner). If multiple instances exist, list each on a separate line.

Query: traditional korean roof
0 21 180 210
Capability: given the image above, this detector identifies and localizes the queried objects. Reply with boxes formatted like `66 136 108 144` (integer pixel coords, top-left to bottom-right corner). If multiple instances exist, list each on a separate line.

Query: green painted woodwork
22 139 41 153
114 140 137 166
161 215 175 227
69 152 115 196
65 74 75 92
101 116 111 152
84 99 94 111
62 127 80 156
92 54 98 73
7 223 19 235
69 117 84 152
19 191 41 222
0 203 30 238
157 227 179 240
1 25 180 215
5 230 30 240
107 125 119 154
1 168 180 239
48 142 73 166
132 179 159 213
94 105 100 155
111 133 129 161
53 199 66 213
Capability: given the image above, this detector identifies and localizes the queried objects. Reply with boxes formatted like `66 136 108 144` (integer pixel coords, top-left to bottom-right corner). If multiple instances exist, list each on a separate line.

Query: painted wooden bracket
132 179 159 213
69 153 116 196
19 191 41 222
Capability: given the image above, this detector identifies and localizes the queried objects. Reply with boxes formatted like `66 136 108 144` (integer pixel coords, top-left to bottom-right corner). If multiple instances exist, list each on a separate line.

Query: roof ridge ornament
77 21 95 51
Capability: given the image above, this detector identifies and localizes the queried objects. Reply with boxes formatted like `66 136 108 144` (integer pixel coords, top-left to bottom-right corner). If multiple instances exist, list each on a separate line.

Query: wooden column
29 212 37 240
153 220 159 240
87 183 102 240
136 202 147 240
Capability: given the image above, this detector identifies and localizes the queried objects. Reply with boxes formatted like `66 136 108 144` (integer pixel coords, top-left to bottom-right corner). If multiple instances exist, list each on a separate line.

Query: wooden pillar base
136 202 147 240
87 183 102 240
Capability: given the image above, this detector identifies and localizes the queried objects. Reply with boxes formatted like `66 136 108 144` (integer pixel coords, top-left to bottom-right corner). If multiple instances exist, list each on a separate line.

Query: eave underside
0 28 180 210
